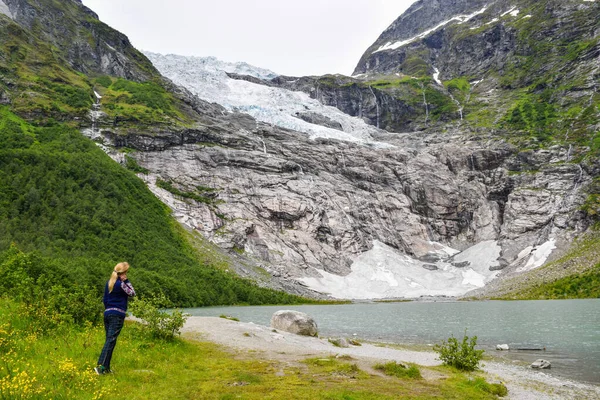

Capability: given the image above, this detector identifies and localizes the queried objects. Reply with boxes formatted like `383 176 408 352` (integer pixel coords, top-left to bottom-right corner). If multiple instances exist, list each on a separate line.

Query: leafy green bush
374 361 421 379
434 331 484 371
0 246 102 333
129 293 188 340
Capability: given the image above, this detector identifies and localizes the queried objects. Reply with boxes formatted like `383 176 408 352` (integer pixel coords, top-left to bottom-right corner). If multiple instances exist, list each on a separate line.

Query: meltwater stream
184 299 600 384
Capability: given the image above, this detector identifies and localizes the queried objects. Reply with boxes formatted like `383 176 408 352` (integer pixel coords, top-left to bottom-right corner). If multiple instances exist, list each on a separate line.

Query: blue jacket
103 279 136 316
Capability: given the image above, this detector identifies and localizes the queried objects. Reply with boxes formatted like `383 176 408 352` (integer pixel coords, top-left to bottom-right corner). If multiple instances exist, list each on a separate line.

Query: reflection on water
184 299 600 384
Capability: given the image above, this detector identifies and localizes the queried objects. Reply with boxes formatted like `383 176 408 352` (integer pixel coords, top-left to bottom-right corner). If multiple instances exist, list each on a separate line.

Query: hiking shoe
94 366 107 375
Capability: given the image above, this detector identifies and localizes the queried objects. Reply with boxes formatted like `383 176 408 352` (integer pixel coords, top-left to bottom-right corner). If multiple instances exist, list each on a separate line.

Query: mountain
0 0 317 305
1 0 598 301
132 0 599 299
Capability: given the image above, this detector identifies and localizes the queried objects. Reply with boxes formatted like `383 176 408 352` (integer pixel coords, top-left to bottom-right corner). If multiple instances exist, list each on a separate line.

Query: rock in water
496 344 510 351
531 359 551 369
270 310 318 337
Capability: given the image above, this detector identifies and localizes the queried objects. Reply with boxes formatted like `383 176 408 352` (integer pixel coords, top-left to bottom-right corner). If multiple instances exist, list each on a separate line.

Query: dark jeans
97 313 125 371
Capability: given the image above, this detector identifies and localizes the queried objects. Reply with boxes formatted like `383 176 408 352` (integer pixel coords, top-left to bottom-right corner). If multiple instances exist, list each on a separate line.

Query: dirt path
181 317 600 400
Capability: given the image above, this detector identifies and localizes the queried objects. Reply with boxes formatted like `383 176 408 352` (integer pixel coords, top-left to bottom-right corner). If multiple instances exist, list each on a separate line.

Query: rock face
268 75 420 133
354 0 490 76
270 310 318 337
82 0 597 299
531 359 551 369
90 109 591 298
3 0 157 81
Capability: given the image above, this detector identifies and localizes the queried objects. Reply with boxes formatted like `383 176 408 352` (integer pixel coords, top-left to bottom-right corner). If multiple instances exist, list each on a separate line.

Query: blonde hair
108 262 130 293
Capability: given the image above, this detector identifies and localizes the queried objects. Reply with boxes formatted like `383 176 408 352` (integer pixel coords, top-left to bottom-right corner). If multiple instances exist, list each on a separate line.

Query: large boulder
270 310 318 337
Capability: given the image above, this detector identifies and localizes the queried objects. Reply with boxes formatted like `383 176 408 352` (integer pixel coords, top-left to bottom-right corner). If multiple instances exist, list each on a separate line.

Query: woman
95 262 136 375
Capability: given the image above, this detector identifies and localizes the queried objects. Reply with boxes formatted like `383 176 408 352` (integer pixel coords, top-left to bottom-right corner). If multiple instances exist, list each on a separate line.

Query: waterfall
88 90 102 140
448 93 463 120
419 82 429 124
258 137 267 154
358 88 363 119
368 86 380 129
566 144 572 162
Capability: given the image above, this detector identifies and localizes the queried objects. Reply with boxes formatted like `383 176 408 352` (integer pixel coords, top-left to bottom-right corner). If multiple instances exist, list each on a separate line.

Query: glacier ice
299 240 502 299
144 52 386 145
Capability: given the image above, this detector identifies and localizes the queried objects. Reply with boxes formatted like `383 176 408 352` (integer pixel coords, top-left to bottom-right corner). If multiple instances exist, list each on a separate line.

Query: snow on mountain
144 52 385 145
374 6 488 53
299 240 502 299
0 0 13 19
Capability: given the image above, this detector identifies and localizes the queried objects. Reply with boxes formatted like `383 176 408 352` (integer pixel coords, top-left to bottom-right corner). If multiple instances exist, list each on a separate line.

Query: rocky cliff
120 0 599 299
88 94 594 298
2 0 157 80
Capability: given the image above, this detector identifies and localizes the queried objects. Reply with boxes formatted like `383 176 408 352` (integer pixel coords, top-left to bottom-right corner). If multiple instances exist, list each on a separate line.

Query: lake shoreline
181 316 600 400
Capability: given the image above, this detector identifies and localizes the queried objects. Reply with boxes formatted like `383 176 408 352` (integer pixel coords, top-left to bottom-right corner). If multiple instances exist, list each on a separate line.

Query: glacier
144 52 386 145
299 240 502 299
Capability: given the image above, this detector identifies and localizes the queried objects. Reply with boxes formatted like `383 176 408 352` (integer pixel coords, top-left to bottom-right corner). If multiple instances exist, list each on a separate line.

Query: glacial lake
184 299 600 384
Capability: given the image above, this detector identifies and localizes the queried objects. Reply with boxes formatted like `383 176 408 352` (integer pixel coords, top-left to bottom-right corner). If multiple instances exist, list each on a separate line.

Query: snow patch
0 0 13 19
428 241 461 257
470 79 483 86
523 15 532 19
145 52 387 145
501 7 519 17
298 240 501 299
374 6 488 53
432 67 442 85
486 18 499 25
517 239 556 272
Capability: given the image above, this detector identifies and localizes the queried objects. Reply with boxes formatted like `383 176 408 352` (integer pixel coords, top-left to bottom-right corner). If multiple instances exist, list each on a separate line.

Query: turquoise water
184 299 600 384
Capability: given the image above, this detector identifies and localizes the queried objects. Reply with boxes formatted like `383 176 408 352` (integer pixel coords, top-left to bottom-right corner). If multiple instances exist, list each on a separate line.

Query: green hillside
0 5 307 307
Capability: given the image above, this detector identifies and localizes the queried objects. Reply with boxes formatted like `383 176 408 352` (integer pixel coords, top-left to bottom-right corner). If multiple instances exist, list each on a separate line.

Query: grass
0 295 507 400
373 361 422 379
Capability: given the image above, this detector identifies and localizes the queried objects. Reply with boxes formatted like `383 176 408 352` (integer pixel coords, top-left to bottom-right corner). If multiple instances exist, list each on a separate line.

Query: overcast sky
81 0 417 76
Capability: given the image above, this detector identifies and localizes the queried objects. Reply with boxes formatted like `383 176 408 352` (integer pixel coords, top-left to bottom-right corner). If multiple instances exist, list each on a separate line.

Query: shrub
129 293 188 340
468 377 508 397
374 361 421 379
433 331 484 371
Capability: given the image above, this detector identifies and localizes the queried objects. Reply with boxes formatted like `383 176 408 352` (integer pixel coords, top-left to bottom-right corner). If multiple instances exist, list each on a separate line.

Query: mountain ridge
0 0 598 300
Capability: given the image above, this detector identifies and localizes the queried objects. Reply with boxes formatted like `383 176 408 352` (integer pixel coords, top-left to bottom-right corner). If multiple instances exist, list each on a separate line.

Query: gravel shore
182 317 600 400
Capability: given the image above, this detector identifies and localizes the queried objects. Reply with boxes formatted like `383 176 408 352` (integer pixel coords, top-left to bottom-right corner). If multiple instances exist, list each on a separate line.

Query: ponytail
108 262 130 293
